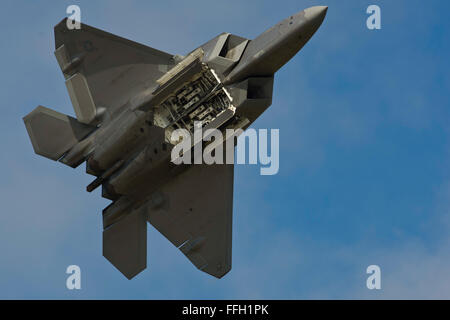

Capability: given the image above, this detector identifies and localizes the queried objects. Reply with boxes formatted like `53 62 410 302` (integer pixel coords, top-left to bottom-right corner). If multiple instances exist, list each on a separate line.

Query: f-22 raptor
23 6 327 279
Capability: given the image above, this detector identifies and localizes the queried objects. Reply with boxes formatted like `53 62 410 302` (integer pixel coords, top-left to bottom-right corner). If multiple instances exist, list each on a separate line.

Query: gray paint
23 6 327 279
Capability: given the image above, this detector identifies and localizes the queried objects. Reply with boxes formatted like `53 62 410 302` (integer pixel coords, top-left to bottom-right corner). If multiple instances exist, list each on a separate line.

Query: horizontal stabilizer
23 105 95 161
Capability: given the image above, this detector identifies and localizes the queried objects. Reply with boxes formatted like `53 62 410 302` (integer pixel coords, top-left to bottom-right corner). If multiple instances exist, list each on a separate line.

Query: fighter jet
23 6 327 279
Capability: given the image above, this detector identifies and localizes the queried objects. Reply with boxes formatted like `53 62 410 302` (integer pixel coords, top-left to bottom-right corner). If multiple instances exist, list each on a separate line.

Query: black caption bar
1 300 448 318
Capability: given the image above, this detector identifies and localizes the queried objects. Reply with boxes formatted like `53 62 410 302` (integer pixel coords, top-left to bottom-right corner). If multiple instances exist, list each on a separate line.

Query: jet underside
23 6 327 279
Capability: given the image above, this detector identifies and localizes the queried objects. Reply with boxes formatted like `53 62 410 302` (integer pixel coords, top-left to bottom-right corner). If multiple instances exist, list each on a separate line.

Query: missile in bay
23 6 328 279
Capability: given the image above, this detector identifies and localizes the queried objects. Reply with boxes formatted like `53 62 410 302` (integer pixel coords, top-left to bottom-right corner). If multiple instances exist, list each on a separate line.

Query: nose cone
285 6 328 49
224 6 328 85
292 6 328 44
304 6 328 26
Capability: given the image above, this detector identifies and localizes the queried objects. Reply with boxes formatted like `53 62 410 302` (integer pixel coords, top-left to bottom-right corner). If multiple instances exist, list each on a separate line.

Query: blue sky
0 0 449 299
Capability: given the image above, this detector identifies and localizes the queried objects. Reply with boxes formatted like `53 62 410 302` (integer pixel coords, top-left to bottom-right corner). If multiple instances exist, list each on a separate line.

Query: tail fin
102 204 147 279
23 105 95 161
64 73 97 124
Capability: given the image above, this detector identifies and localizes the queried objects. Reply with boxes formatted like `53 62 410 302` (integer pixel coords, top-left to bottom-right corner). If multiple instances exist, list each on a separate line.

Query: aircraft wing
102 163 234 279
53 18 175 124
148 163 234 278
